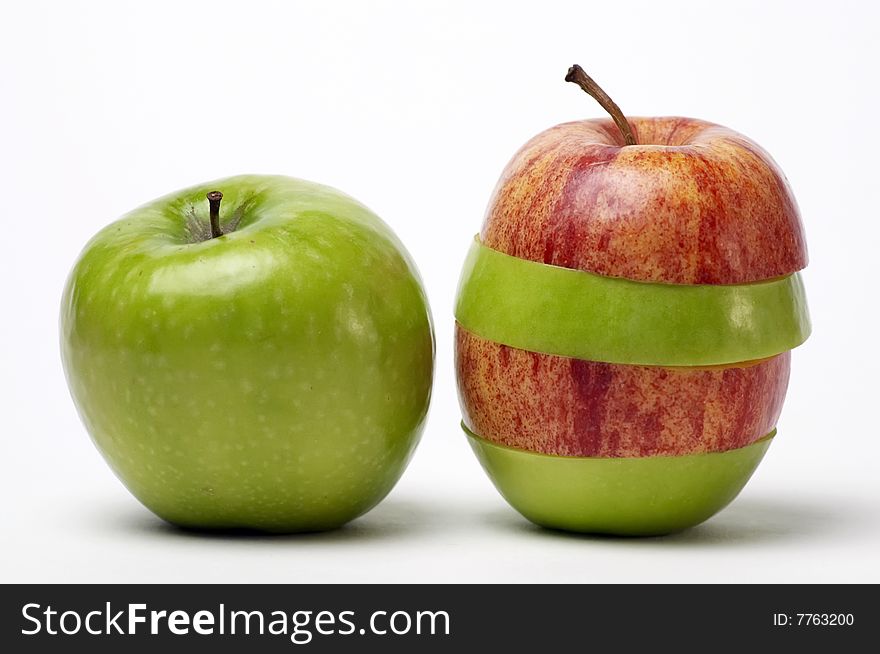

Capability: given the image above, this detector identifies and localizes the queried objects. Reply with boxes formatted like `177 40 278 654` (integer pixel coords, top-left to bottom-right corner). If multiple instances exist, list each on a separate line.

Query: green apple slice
455 237 810 366
464 423 774 536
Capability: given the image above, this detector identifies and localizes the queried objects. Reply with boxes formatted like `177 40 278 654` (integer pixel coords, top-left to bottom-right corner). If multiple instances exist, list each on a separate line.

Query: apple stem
207 191 223 239
565 65 637 146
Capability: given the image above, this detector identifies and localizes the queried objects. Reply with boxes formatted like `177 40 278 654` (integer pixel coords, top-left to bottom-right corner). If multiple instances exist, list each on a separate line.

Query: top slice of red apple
481 74 808 285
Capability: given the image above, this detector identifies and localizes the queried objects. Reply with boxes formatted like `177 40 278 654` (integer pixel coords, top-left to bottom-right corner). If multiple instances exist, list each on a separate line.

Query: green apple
456 237 810 366
61 175 434 532
464 424 773 535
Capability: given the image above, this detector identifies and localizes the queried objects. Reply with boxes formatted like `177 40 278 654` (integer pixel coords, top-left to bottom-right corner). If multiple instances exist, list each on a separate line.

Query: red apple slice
481 116 808 285
455 324 789 457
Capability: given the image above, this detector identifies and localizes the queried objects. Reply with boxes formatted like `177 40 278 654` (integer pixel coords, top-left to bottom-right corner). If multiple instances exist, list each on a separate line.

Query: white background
1 0 878 583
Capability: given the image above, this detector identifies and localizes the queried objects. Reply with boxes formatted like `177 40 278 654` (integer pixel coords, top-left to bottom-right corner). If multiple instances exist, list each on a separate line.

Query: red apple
456 324 789 457
481 73 807 284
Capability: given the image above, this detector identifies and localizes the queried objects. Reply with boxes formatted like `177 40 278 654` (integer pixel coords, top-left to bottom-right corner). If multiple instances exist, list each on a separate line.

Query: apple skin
456 324 789 457
61 175 434 532
482 117 808 284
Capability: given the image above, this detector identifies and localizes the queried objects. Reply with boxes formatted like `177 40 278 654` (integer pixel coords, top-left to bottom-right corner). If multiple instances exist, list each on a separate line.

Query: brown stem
565 65 637 146
207 191 223 239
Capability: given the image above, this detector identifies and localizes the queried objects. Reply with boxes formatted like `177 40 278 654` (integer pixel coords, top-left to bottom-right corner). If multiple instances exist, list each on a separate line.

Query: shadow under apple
482 495 854 547
96 497 440 545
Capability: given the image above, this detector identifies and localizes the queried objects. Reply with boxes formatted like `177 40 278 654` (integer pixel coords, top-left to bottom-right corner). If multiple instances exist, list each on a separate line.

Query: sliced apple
455 237 810 366
480 116 808 285
464 423 774 536
456 324 788 457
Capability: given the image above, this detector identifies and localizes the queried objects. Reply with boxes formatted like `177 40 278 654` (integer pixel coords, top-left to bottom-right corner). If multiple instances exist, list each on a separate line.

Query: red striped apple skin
481 117 807 285
455 324 790 457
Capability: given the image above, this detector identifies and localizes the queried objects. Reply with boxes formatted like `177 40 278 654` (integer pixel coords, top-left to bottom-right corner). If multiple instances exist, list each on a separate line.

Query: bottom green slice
464 423 774 536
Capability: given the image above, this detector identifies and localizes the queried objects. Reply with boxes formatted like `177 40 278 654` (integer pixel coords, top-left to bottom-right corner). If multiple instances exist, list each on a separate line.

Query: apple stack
454 68 810 535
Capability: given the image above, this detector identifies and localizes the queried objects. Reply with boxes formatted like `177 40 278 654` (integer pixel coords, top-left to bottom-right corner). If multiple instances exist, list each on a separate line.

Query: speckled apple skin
455 324 789 457
482 117 808 284
61 175 434 532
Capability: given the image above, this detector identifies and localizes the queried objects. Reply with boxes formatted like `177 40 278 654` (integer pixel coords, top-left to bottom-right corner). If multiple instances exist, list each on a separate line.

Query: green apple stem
207 191 223 239
565 65 637 146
